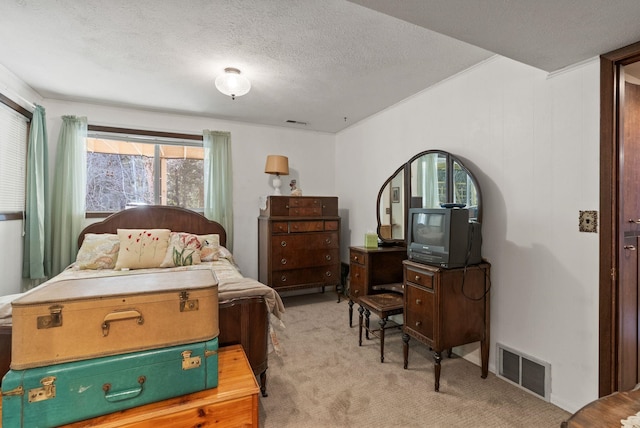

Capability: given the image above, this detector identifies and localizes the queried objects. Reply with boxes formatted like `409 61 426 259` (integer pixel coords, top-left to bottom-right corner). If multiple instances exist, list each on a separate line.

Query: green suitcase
1 337 218 428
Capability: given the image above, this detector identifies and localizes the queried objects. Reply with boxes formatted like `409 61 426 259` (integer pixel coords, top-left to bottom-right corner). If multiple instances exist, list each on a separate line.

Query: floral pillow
198 234 220 262
115 229 171 270
160 232 202 267
75 233 120 270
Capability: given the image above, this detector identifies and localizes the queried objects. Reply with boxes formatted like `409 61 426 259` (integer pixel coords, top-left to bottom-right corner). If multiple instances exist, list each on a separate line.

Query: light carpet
259 292 571 428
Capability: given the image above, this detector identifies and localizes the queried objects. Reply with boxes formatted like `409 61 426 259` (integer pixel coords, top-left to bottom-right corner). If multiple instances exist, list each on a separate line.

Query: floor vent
496 343 551 401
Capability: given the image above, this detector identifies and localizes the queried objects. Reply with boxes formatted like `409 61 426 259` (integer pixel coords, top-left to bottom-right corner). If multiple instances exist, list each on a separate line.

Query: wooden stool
358 293 404 362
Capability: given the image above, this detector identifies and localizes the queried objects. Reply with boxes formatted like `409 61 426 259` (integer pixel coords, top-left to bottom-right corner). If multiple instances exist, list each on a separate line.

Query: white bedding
0 257 285 322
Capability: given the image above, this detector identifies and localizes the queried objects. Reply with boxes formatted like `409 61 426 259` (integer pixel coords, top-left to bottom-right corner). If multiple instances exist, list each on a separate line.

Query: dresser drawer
271 265 340 288
272 222 289 233
405 265 434 289
272 232 339 251
289 221 324 233
405 282 434 341
271 248 339 270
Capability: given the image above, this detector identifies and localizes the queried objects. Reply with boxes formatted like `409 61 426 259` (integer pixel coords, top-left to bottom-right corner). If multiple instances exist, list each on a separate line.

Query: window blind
0 102 28 212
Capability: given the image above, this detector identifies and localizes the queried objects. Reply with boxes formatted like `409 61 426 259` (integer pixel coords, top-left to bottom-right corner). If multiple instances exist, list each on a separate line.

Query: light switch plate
579 210 598 233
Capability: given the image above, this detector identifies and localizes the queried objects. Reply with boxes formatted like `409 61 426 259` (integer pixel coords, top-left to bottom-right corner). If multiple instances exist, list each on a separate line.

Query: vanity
351 150 490 391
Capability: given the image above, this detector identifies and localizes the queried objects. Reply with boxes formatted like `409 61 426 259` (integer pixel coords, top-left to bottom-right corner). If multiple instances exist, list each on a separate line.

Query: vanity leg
402 333 410 369
358 306 364 346
260 370 268 397
481 337 489 379
348 299 354 327
379 317 387 363
434 351 442 392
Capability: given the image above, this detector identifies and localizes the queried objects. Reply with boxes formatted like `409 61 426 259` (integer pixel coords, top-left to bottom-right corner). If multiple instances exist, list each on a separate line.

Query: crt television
407 207 482 268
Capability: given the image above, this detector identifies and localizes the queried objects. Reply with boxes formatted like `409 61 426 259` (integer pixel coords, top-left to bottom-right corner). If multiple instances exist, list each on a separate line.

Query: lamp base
272 175 282 195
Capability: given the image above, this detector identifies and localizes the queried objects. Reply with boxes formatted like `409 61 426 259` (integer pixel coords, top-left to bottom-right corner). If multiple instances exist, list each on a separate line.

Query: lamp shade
215 67 251 99
265 155 289 175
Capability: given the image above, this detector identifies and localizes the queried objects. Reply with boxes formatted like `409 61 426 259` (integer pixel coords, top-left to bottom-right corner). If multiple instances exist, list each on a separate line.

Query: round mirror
376 150 482 245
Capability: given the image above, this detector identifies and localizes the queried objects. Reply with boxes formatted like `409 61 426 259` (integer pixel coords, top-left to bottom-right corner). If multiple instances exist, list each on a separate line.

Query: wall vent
496 343 551 401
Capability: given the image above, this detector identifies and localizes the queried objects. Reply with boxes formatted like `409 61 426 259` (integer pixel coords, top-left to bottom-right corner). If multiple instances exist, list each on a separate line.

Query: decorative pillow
198 234 220 262
160 232 202 267
75 233 120 270
115 229 171 270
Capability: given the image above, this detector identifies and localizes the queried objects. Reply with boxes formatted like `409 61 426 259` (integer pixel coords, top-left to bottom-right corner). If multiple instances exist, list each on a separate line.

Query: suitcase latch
28 376 56 403
181 350 201 370
179 291 199 312
37 305 63 329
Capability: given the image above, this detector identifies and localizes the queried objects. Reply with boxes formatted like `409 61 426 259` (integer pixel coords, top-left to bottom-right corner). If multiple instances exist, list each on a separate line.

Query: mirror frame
376 149 483 245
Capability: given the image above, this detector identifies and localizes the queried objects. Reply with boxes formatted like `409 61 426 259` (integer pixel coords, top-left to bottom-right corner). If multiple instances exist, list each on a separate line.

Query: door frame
600 41 640 396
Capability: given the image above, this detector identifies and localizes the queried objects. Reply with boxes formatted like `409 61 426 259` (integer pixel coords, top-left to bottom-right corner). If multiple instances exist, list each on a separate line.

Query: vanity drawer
349 264 366 299
405 265 434 289
350 249 366 266
404 282 434 341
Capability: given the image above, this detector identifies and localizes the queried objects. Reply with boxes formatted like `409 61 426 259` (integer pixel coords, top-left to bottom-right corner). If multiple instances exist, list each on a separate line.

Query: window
86 127 204 212
0 94 30 217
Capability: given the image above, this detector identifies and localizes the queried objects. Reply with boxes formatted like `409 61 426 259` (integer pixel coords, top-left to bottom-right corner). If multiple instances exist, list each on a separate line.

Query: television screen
413 212 445 247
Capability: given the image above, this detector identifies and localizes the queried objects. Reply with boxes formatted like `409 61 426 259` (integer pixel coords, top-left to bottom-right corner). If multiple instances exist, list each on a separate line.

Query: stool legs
379 317 387 363
364 308 371 340
358 305 364 346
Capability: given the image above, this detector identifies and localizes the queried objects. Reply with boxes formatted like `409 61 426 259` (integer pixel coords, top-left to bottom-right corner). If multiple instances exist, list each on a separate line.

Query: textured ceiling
1 0 640 133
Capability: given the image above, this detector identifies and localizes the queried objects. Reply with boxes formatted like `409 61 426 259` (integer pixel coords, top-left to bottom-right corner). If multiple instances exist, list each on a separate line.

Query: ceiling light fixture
215 67 251 100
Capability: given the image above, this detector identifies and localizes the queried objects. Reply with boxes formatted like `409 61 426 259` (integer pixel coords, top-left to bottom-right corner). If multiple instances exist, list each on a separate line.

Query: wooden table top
0 344 259 428
563 388 640 427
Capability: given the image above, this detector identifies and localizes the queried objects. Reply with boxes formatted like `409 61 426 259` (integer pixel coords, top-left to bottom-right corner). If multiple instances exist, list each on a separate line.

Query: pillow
115 229 171 270
160 232 202 267
75 233 120 270
198 234 220 262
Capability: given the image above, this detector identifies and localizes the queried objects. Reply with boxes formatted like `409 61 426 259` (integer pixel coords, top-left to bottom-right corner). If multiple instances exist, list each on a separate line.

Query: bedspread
0 258 284 322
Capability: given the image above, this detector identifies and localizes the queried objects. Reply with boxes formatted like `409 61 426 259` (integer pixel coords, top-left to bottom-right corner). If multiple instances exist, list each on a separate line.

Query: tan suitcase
10 269 218 370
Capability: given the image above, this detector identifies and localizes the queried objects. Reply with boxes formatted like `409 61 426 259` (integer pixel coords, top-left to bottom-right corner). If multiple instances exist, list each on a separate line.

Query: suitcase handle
102 309 144 337
103 376 146 402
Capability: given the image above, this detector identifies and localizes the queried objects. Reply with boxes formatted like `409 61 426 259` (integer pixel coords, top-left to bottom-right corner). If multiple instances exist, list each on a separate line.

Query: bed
0 205 284 397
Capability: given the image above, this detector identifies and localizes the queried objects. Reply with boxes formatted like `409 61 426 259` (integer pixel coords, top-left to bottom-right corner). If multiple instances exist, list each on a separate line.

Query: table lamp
264 155 289 195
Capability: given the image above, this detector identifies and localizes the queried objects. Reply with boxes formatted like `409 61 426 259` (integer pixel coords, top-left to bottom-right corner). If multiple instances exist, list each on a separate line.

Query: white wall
42 100 336 280
335 56 600 413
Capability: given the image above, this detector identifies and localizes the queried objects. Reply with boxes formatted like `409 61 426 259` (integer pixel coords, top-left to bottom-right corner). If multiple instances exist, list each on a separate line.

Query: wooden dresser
402 260 491 391
347 246 406 326
258 196 340 293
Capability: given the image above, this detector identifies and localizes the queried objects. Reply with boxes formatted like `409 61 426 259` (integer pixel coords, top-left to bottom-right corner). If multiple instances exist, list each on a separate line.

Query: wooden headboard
78 206 227 248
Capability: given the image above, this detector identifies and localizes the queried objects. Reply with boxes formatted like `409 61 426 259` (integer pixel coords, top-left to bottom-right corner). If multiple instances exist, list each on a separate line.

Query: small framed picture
392 187 400 203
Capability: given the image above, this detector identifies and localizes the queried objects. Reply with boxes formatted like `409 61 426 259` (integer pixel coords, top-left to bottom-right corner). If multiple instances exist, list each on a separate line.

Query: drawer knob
292 224 299 230
354 256 359 262
326 271 332 277
414 275 421 282
280 241 287 247
281 258 287 265
325 238 332 244
355 273 360 278
415 321 422 327
415 299 422 305
325 254 332 261
280 275 287 282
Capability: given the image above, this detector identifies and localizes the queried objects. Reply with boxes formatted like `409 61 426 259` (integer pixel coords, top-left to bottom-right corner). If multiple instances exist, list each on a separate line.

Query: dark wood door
619 81 640 391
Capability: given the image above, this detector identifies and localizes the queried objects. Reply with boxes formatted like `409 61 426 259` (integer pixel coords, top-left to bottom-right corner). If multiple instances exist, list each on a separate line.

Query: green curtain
203 130 233 252
50 115 87 276
22 105 50 285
